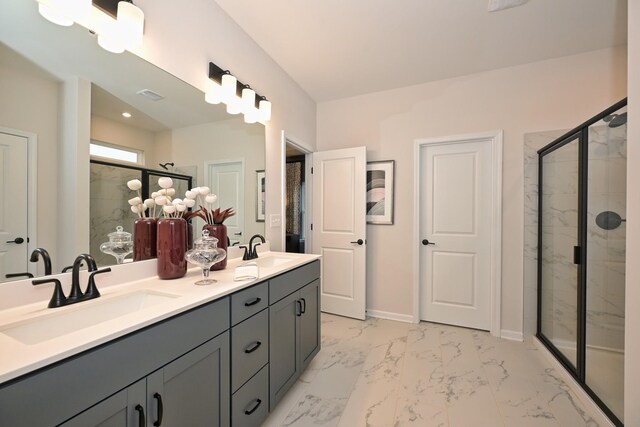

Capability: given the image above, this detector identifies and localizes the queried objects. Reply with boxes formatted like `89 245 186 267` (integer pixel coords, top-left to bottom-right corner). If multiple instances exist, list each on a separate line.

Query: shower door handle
573 246 581 265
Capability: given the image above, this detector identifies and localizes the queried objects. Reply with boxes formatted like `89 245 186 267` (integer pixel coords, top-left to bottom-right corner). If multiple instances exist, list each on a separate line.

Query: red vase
133 217 157 261
157 217 187 279
203 224 228 270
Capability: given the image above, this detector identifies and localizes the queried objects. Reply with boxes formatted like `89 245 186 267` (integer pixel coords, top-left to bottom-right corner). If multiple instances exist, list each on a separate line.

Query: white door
312 146 367 320
0 131 29 282
419 137 497 330
206 160 244 245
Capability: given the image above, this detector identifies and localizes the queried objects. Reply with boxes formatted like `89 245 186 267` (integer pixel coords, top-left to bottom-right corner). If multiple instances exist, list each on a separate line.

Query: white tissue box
234 262 259 281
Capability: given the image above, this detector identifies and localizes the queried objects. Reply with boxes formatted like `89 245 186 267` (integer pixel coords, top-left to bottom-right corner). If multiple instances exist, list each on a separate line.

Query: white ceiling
214 0 628 102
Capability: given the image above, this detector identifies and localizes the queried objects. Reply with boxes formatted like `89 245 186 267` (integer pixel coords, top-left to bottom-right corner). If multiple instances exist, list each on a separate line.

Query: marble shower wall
523 125 627 352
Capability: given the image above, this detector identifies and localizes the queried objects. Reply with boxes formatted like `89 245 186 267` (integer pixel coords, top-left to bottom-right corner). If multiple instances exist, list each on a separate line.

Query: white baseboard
366 309 413 323
532 337 615 427
501 329 524 341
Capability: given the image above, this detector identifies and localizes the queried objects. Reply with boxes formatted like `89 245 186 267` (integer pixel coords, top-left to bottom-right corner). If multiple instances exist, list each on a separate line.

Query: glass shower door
539 133 581 368
585 106 627 422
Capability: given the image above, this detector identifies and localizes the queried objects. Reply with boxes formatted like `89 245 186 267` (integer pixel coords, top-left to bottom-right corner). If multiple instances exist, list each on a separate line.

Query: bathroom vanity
0 252 320 426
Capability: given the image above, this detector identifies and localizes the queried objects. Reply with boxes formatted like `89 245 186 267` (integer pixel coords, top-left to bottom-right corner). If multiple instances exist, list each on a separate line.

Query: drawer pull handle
244 297 261 307
300 298 307 314
244 398 262 415
296 299 302 317
244 341 262 353
135 404 146 427
153 393 163 426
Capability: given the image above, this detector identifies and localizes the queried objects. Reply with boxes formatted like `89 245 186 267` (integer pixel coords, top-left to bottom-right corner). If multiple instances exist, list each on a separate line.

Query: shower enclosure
538 99 627 426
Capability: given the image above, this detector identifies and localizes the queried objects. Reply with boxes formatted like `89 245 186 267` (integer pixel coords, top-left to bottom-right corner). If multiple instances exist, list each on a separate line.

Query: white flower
198 186 210 195
158 177 173 189
163 205 176 214
144 198 155 208
127 179 142 191
131 205 140 214
172 198 183 205
151 191 159 199
185 190 197 199
128 197 142 206
205 194 217 204
176 203 187 212
166 188 176 196
158 189 167 196
155 195 168 206
184 199 196 208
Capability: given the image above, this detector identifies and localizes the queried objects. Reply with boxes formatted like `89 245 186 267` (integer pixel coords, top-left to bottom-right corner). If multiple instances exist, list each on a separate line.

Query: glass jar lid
193 229 219 249
107 226 132 243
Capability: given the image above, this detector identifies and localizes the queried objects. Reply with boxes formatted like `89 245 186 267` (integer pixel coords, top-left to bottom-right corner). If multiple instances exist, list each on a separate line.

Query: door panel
420 139 492 330
207 161 244 244
312 147 366 320
0 132 28 282
300 279 320 368
269 292 299 410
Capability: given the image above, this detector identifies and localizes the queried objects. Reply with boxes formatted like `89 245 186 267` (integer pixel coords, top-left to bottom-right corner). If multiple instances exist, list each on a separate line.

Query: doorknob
350 239 364 245
6 237 25 244
234 232 242 236
422 239 435 246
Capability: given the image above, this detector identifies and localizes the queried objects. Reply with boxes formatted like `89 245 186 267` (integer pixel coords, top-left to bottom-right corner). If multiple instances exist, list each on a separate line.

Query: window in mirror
90 141 142 164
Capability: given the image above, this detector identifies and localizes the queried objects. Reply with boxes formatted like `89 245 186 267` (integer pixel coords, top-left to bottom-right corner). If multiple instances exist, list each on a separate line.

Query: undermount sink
254 255 297 268
1 290 180 345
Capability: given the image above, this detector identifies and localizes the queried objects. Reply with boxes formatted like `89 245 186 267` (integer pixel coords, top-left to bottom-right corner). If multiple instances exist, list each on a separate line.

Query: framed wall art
256 170 266 222
366 160 395 225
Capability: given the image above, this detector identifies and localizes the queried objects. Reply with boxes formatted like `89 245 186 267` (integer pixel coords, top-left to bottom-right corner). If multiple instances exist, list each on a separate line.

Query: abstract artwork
256 170 265 222
366 160 394 224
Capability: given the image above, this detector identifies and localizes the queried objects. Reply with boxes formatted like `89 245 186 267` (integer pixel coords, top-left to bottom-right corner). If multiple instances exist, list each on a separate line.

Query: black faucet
30 248 52 276
32 254 110 309
68 254 98 301
247 234 266 260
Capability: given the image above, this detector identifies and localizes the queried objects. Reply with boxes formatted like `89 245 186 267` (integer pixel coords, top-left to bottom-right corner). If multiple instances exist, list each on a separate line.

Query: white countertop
0 250 320 384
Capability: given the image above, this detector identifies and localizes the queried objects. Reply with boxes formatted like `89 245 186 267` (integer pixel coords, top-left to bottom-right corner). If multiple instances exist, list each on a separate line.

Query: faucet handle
239 245 250 261
33 278 66 308
85 268 111 299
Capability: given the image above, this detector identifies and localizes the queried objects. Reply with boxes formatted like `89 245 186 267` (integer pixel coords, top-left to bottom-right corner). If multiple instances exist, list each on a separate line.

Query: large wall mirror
0 2 265 279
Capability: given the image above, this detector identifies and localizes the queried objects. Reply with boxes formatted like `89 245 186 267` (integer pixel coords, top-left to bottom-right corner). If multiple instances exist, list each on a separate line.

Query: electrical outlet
270 214 282 228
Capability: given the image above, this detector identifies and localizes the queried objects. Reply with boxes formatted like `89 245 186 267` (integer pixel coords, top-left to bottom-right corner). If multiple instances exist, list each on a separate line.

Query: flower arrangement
185 186 236 224
126 178 235 223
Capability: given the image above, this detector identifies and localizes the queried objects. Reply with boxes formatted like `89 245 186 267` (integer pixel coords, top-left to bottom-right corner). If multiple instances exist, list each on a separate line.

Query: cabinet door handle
135 404 146 427
244 398 262 415
244 297 261 307
244 341 262 353
296 299 302 317
153 393 164 426
300 298 306 314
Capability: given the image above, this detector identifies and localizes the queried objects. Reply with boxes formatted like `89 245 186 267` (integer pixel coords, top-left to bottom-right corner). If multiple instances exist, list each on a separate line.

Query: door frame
281 131 314 253
1 127 38 275
413 130 503 337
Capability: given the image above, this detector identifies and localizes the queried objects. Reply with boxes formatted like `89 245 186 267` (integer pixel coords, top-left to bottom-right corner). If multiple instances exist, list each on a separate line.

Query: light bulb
244 107 259 124
117 1 144 50
205 81 223 104
226 95 242 115
241 87 256 112
37 0 74 26
221 73 237 101
258 99 272 122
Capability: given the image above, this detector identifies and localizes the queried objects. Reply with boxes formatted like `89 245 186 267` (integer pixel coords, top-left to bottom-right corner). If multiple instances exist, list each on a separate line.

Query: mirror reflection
0 3 265 280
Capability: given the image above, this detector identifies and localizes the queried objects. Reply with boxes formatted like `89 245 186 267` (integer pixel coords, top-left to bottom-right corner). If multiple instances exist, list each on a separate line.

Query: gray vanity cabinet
61 379 146 427
269 261 321 411
62 332 230 427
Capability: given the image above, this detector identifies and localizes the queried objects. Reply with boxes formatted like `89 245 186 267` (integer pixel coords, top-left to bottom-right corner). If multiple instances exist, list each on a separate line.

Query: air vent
487 0 528 12
136 89 165 101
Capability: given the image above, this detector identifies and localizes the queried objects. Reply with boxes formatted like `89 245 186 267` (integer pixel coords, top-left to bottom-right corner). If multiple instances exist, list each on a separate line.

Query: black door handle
135 404 146 427
296 299 302 316
350 239 364 245
6 237 24 244
244 341 262 353
244 398 262 415
244 297 261 307
300 298 306 314
422 239 435 246
153 393 163 426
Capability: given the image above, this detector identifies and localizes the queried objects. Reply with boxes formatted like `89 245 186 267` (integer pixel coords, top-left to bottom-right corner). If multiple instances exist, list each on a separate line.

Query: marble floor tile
264 314 612 427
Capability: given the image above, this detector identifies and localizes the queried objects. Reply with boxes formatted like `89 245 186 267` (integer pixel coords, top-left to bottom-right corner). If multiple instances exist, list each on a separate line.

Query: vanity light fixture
35 0 144 54
207 62 272 122
122 112 132 118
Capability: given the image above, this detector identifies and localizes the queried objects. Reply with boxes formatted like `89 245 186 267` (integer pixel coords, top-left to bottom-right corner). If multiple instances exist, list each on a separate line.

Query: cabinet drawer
232 364 269 427
231 281 268 326
269 260 320 304
231 309 269 392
